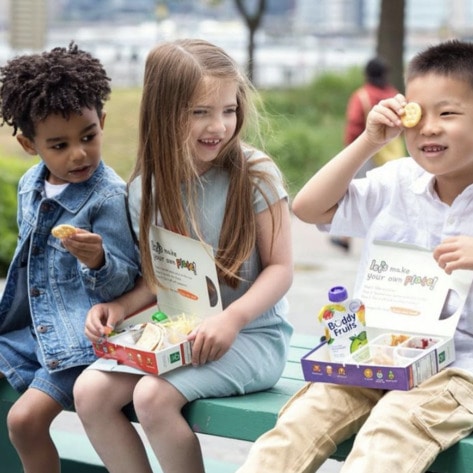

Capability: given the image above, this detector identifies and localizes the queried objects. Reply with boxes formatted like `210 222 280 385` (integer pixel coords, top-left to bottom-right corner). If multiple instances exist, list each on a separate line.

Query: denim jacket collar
19 160 106 213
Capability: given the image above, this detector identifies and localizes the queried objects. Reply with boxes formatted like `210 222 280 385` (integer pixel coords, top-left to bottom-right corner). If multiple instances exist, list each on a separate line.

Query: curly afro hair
0 42 111 138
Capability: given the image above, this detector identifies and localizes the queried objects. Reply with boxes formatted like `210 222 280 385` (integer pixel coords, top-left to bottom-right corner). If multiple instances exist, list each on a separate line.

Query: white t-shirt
319 157 473 372
44 180 69 198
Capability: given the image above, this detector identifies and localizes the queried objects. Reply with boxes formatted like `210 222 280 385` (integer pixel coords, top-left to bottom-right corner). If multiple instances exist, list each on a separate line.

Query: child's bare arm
292 94 407 225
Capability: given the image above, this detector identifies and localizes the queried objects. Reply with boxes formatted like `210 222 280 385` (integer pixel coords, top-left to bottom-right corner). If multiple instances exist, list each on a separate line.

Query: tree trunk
376 0 405 93
234 0 267 84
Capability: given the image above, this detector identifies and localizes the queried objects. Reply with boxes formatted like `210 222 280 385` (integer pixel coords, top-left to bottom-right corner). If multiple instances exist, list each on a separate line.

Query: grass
101 88 141 179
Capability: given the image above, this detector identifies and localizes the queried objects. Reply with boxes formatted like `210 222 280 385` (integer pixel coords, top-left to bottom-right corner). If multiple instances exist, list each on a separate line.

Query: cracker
401 102 422 128
135 323 166 351
51 224 78 239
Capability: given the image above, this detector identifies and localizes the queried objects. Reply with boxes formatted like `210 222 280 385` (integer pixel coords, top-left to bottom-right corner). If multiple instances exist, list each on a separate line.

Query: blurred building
294 0 473 36
1 0 473 88
2 0 473 36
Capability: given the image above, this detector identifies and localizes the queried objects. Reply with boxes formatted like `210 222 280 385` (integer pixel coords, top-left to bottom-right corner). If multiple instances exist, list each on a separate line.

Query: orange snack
103 325 114 336
390 334 410 346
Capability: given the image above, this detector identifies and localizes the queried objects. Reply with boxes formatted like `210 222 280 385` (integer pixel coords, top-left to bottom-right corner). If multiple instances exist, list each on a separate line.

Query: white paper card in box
149 225 223 316
360 241 473 340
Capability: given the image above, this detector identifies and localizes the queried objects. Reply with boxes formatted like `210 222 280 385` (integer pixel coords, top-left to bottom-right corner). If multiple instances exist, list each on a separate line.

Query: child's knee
73 370 104 416
7 401 43 443
133 377 184 426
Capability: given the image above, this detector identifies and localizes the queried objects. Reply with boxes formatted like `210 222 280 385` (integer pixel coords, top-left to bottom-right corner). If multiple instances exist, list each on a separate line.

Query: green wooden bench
1 334 472 472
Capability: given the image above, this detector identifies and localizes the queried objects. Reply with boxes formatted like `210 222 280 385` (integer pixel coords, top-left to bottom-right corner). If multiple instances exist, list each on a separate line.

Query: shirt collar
411 170 436 196
411 167 473 203
20 160 106 213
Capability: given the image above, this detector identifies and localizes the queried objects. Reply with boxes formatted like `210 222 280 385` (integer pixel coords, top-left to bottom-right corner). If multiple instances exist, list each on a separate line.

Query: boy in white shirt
237 39 473 473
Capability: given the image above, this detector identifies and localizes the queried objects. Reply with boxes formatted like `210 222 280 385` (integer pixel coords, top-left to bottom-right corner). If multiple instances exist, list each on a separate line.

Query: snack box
301 241 473 390
301 332 454 390
92 227 223 375
93 305 193 375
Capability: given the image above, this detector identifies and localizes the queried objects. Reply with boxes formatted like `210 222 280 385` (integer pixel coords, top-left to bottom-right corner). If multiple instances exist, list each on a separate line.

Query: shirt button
47 360 59 369
30 288 41 297
37 325 47 333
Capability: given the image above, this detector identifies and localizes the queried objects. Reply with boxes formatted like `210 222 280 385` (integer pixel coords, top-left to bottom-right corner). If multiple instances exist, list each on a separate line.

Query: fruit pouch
318 297 367 362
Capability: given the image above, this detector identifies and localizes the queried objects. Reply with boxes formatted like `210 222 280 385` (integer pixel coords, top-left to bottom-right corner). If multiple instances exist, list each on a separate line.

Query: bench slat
184 387 296 442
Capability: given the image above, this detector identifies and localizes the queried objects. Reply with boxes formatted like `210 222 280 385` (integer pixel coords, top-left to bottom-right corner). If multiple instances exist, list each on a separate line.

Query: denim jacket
0 161 140 372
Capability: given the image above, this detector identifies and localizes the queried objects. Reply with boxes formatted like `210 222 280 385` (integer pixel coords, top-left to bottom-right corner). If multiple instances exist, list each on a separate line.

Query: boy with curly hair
0 42 140 472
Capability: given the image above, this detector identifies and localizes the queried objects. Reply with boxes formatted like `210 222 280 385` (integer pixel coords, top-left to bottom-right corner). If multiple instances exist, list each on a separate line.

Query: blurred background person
331 56 404 252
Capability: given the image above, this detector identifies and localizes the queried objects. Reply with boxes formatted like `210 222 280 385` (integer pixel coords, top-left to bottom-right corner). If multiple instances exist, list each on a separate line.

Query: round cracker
51 224 78 239
401 102 422 128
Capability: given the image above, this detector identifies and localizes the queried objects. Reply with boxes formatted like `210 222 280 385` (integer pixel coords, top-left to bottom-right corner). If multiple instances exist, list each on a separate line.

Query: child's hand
365 94 406 146
61 229 105 269
187 312 240 366
433 236 473 274
84 302 125 343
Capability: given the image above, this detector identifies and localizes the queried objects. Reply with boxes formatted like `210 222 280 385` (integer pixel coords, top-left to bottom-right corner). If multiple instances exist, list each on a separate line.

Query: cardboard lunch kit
92 226 222 375
301 241 473 390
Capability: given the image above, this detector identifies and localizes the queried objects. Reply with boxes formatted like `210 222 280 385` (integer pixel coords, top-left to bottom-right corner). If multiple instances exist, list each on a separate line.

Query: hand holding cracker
401 102 422 128
364 94 406 145
52 225 105 270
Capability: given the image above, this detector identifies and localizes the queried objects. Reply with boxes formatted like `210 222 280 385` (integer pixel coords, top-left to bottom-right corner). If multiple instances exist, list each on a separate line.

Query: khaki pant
236 368 473 473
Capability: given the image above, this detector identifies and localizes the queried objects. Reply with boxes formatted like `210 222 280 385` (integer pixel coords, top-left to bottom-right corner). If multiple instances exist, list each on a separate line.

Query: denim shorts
0 326 86 409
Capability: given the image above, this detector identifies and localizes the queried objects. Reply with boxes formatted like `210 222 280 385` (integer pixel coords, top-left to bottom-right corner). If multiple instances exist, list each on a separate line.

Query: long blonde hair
130 39 282 290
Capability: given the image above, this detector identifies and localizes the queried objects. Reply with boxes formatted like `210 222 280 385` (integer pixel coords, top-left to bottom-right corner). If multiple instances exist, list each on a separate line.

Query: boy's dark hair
0 42 111 139
407 39 473 86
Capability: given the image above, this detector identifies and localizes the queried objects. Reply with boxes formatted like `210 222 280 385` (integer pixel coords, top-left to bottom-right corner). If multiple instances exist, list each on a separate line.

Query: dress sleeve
247 149 288 214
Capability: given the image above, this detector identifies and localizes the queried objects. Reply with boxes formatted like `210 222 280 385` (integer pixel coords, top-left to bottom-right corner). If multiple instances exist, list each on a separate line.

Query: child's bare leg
134 375 205 473
74 369 153 473
7 388 63 473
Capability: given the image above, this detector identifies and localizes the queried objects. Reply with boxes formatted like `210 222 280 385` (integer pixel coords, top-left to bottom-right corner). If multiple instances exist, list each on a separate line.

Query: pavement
4 215 364 471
